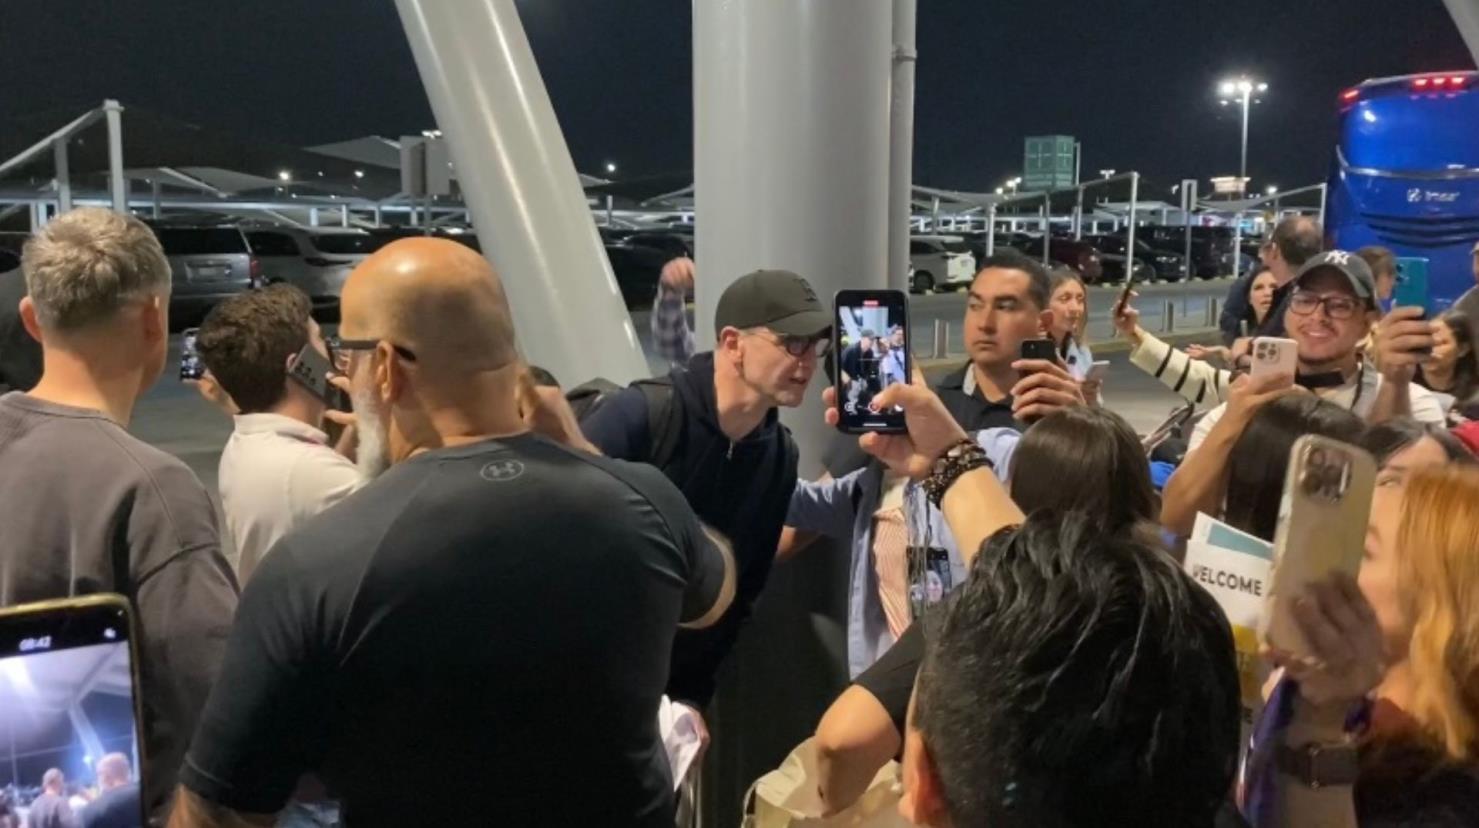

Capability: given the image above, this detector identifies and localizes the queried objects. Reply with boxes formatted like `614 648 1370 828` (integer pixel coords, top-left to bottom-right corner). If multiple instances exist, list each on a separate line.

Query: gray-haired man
0 208 238 815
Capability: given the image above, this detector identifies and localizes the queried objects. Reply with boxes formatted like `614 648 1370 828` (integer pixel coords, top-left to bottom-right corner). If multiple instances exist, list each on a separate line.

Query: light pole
604 161 618 175
1219 76 1267 276
1217 77 1266 196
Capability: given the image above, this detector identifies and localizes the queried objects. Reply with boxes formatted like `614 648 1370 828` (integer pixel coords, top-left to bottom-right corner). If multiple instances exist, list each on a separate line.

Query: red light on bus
1414 78 1431 88
1452 76 1469 87
1340 88 1360 101
1434 77 1451 87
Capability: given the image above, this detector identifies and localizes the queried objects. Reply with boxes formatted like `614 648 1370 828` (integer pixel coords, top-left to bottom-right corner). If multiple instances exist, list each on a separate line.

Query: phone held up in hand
834 289 909 434
179 327 204 381
287 343 343 407
1018 338 1058 377
1248 337 1297 381
1261 435 1376 658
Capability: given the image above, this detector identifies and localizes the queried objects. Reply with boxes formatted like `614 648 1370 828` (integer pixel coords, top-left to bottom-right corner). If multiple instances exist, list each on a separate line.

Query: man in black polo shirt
171 238 735 828
935 252 1085 431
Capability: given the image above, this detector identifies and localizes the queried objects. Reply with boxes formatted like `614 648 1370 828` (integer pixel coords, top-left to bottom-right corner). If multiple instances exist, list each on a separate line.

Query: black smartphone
834 289 910 434
1019 338 1058 377
179 327 204 381
287 343 337 404
0 595 146 828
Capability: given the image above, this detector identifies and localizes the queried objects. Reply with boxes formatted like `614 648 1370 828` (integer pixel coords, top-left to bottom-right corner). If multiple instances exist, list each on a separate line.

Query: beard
352 386 392 479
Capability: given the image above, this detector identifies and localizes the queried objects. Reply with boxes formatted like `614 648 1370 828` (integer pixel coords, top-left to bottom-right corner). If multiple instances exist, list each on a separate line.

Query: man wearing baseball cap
582 269 830 714
1186 250 1445 451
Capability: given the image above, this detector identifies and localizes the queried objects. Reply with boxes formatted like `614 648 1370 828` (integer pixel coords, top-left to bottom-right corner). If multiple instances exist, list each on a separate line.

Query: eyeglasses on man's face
326 335 418 372
1288 291 1362 321
749 330 832 359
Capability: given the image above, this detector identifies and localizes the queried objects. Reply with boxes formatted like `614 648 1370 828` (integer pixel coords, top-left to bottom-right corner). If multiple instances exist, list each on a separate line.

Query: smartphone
1261 436 1377 657
1018 338 1058 379
834 289 909 434
907 545 953 622
1086 360 1111 383
287 343 337 404
1249 337 1297 381
1393 257 1434 357
179 327 204 381
1392 257 1431 315
0 595 146 827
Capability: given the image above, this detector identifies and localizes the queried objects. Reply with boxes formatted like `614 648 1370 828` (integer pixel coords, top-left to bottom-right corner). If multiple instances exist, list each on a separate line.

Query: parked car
605 243 674 310
1018 237 1105 284
148 224 260 327
1083 234 1188 282
623 231 694 260
1141 226 1237 279
909 236 977 293
245 227 383 317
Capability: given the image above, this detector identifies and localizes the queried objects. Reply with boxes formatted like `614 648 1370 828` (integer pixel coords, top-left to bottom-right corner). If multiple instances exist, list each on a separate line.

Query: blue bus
1327 70 1479 310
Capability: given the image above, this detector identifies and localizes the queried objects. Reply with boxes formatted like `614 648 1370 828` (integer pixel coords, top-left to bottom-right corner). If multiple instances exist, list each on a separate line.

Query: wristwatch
1276 740 1360 789
923 439 993 507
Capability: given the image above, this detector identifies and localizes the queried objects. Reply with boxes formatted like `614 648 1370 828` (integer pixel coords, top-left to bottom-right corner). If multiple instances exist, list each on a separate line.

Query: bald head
341 237 518 378
96 753 131 788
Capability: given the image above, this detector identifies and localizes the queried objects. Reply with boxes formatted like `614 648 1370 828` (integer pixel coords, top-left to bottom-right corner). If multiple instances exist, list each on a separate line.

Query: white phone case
1249 337 1298 380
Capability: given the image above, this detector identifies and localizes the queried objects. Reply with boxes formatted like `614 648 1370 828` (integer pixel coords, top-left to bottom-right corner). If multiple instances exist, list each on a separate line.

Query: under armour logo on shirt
480 460 525 482
1324 251 1351 266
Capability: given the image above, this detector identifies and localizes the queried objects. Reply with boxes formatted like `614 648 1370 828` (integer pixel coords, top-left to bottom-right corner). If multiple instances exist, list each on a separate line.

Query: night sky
1 0 1472 195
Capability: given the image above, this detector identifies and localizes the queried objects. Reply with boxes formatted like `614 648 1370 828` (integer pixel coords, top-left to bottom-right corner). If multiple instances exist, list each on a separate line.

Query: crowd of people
0 206 1477 827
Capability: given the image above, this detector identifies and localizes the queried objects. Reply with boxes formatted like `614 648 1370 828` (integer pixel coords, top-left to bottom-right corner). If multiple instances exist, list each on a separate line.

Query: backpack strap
634 377 684 472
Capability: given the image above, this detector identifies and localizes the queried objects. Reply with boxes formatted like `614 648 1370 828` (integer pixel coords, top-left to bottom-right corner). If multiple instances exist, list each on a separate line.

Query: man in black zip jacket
582 269 830 714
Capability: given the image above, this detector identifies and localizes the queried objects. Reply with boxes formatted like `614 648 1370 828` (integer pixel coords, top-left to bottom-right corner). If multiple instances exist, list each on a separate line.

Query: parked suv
1083 234 1187 282
245 227 382 317
909 235 977 293
1018 236 1105 284
149 225 260 327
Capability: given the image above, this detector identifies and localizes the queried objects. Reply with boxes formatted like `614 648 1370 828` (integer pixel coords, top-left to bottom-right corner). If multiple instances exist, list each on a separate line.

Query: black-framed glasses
327 335 418 369
750 331 832 359
1288 291 1362 321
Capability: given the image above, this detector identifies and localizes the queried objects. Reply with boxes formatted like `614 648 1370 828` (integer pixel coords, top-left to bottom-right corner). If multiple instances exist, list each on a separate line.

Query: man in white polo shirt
196 284 363 583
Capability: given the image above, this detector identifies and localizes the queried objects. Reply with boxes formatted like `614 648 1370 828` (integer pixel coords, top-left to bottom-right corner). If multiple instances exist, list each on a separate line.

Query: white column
151 180 161 218
887 0 918 294
341 204 351 227
309 207 320 227
103 100 126 213
1126 173 1140 279
694 0 893 473
396 0 647 384
54 141 72 213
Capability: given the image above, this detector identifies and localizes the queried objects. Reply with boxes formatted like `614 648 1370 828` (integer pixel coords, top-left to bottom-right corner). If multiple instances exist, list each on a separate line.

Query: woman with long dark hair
1414 312 1479 421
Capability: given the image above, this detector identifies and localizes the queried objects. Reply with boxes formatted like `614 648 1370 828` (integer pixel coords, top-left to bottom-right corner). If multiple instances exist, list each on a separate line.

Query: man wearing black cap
1187 250 1446 451
582 268 830 711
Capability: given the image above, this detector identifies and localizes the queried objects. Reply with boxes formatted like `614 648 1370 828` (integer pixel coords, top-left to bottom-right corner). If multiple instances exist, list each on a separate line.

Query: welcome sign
1184 513 1274 747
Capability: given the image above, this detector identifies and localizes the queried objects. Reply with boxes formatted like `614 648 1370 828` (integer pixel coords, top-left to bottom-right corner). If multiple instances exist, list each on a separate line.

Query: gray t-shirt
0 393 239 814
26 792 78 828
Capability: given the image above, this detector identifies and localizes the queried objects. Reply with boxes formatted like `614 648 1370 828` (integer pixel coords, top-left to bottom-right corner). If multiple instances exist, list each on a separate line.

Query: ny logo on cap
1324 251 1350 266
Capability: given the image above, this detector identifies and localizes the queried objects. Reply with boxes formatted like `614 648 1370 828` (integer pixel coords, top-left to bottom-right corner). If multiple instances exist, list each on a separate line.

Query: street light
1099 169 1116 180
605 161 618 175
995 187 1004 195
277 170 292 182
1216 75 1268 196
1266 184 1278 195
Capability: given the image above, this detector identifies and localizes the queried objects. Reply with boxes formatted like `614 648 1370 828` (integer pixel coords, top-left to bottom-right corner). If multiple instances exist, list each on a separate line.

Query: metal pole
1184 179 1196 280
373 204 383 227
53 140 72 213
605 194 614 227
1040 199 1050 267
1073 186 1084 240
1240 88 1251 196
930 196 940 233
694 0 892 474
340 203 350 227
151 180 161 219
1126 172 1139 284
985 203 997 256
396 0 647 384
103 100 126 213
1073 140 1082 187
887 0 918 294
1317 183 1328 226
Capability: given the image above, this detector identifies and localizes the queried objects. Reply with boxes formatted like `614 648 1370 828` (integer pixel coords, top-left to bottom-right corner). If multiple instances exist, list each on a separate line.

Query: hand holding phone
287 343 344 407
1248 337 1297 381
834 290 910 434
1017 338 1058 377
179 328 204 381
1261 436 1376 659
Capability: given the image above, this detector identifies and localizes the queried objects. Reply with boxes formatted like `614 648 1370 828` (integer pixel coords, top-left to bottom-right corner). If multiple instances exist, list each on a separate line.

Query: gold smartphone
1261 436 1377 656
0 594 146 827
